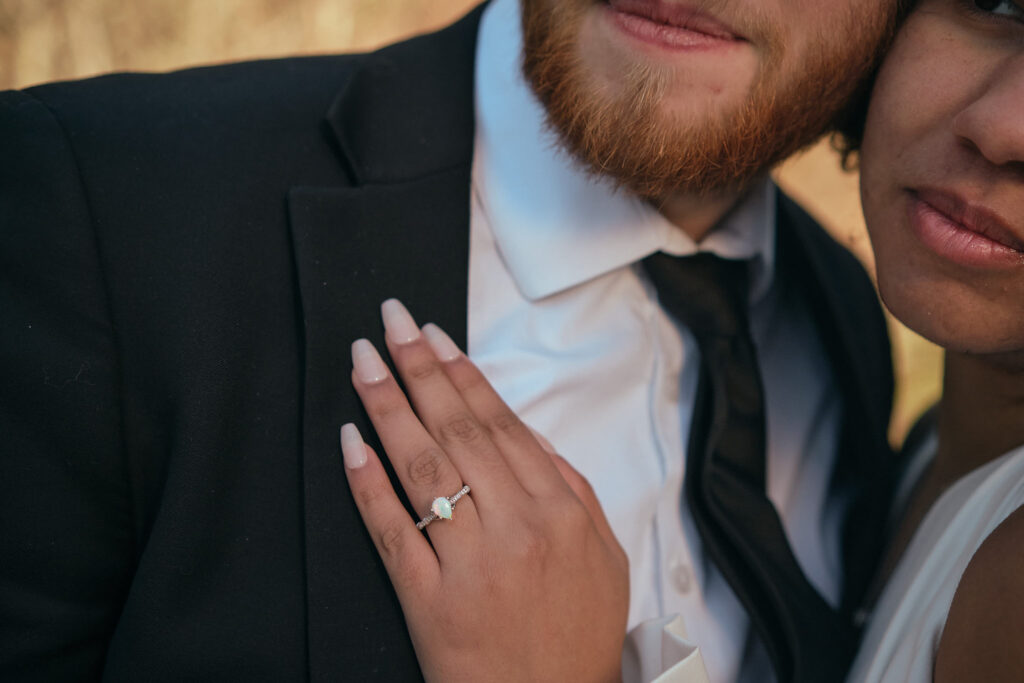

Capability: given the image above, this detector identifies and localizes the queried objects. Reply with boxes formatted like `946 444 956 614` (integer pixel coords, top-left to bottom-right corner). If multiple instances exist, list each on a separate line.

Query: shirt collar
472 0 777 303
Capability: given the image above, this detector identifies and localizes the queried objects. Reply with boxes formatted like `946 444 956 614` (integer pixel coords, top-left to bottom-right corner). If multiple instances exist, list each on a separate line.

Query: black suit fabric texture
0 4 894 682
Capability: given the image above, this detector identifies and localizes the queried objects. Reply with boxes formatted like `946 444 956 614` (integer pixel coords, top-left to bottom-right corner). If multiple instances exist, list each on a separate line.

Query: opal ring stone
416 485 471 530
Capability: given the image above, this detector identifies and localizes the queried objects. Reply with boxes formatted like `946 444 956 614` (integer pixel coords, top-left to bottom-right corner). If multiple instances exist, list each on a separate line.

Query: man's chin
522 0 895 201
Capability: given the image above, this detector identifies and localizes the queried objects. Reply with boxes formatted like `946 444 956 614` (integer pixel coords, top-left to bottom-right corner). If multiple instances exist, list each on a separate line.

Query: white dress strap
847 444 1024 682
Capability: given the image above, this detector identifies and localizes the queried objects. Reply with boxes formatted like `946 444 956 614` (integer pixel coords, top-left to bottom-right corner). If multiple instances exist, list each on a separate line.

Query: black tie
643 252 855 683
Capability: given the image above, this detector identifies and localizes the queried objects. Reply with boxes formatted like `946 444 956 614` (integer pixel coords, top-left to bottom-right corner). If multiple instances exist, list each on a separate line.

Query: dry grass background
0 0 941 444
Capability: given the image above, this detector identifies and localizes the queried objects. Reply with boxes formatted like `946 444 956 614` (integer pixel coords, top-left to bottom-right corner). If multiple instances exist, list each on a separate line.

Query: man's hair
832 0 920 168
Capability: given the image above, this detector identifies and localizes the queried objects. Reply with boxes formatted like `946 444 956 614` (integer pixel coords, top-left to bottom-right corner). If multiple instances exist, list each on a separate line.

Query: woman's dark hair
832 0 920 168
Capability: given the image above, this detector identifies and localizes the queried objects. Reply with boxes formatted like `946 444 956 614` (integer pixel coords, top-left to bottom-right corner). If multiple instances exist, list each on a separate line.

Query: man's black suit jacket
0 5 896 681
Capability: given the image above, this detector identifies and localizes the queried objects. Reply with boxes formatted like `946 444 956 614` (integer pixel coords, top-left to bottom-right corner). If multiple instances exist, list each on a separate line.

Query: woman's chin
879 281 1024 358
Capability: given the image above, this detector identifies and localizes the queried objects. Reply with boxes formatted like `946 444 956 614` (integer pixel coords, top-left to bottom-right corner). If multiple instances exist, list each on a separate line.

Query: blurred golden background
0 0 941 444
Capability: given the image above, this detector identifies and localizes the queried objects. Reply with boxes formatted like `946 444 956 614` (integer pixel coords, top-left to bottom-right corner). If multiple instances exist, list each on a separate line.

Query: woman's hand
340 299 629 683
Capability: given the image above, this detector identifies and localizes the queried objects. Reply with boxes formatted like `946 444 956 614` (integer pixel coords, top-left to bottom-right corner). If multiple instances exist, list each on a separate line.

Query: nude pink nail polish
422 323 462 361
381 299 421 344
340 423 368 469
351 339 389 384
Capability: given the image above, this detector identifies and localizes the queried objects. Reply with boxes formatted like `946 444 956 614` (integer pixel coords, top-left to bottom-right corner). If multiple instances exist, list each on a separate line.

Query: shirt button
671 560 693 595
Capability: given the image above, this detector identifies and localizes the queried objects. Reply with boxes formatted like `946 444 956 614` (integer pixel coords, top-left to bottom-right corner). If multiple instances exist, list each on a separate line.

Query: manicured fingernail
422 323 462 362
352 339 389 384
381 298 420 344
529 426 558 454
340 423 368 469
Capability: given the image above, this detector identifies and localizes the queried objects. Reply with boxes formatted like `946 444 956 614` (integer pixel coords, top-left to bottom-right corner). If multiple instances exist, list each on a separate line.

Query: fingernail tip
422 322 462 361
351 339 389 383
381 298 420 344
340 423 368 469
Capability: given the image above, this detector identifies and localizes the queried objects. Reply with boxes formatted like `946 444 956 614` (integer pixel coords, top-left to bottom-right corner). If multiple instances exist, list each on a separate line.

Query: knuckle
557 458 596 500
521 534 552 564
574 472 597 499
405 357 439 381
542 498 593 545
457 366 490 392
356 480 391 509
555 453 582 479
377 520 408 560
483 409 526 438
439 413 483 445
393 556 427 591
367 390 407 422
560 498 592 530
512 524 553 563
406 447 448 487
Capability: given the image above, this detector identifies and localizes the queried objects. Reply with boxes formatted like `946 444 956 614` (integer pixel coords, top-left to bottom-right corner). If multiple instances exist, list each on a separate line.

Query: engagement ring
416 485 471 530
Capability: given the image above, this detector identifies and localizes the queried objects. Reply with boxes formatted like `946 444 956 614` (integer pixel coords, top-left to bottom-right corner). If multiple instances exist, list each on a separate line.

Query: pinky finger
341 423 441 595
547 452 627 567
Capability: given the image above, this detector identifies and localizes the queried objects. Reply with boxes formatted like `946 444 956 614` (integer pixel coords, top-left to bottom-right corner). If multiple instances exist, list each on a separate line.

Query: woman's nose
951 55 1024 168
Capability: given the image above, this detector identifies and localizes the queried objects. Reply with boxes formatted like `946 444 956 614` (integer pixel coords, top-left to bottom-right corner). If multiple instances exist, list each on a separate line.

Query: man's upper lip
606 0 742 40
913 187 1024 251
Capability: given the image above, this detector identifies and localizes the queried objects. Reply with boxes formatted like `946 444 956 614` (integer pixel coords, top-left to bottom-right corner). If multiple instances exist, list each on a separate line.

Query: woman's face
860 0 1024 356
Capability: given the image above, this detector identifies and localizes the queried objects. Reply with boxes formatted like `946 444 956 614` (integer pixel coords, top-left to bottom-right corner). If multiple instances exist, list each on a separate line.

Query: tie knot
642 251 751 339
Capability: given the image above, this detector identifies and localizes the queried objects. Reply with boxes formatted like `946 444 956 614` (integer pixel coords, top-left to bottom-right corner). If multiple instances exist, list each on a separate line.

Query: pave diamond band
416 485 471 530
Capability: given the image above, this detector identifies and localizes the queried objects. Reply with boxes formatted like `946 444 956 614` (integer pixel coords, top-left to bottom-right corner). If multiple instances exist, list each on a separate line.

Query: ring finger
351 338 480 542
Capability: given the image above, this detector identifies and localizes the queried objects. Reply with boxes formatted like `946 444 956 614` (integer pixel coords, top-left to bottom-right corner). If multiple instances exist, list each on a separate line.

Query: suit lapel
776 192 891 437
775 190 898 616
286 6 484 680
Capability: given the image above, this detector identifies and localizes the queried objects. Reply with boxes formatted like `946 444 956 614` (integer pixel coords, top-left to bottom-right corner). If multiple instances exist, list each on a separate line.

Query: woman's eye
970 0 1024 20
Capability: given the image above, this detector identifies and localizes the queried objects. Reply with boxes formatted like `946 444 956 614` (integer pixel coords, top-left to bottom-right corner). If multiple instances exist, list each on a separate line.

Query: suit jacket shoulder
0 6 485 682
0 83 134 682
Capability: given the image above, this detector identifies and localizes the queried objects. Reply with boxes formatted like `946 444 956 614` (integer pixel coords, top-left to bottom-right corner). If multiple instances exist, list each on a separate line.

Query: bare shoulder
935 504 1024 683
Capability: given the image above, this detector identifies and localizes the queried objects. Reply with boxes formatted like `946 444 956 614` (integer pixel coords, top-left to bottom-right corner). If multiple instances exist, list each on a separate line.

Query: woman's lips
907 188 1024 269
604 0 743 51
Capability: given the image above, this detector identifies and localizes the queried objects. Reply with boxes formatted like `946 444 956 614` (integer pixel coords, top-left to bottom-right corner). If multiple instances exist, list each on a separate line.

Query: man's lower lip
907 194 1024 269
604 5 740 51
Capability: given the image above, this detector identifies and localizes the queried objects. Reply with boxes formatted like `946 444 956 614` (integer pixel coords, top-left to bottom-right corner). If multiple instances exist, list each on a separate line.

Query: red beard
520 0 898 200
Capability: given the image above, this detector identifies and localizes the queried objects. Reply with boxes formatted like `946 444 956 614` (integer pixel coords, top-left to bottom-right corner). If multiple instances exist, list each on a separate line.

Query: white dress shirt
467 1 844 680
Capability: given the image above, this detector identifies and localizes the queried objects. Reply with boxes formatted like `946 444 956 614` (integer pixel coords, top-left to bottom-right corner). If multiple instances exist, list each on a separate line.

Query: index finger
339 423 441 598
419 322 571 499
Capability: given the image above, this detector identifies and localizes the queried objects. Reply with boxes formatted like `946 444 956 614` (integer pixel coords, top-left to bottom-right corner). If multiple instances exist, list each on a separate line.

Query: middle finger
379 299 522 506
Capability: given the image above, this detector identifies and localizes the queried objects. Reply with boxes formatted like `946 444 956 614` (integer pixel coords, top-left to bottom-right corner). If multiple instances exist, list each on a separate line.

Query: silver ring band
416 485 471 530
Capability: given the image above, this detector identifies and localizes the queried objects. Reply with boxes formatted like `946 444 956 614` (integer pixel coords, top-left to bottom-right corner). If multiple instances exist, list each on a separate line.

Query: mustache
608 0 779 46
520 0 898 198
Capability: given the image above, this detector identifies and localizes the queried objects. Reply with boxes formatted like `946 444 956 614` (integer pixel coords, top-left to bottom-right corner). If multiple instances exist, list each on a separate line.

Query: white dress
624 441 1024 683
846 442 1024 682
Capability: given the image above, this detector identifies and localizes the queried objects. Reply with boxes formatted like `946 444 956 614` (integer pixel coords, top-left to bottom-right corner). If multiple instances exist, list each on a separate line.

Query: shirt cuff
622 614 711 683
